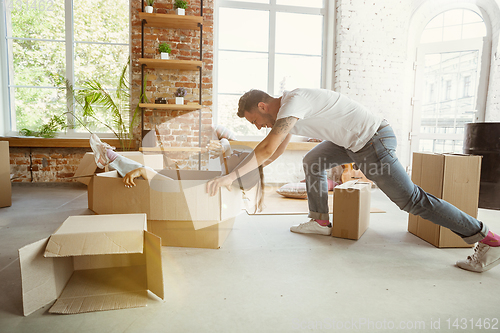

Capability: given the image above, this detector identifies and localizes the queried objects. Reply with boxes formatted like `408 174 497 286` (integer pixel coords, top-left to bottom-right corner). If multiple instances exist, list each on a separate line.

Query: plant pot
175 97 184 105
160 52 170 60
145 6 153 13
175 8 185 15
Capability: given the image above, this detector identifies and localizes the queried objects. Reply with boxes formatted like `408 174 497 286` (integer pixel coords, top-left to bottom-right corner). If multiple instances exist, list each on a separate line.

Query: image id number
446 318 499 330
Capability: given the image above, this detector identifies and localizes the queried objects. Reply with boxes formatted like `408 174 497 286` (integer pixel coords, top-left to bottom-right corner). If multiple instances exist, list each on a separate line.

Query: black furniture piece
464 122 500 210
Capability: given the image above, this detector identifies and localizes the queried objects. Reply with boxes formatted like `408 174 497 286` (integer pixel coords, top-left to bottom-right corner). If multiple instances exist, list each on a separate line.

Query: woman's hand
206 174 234 196
123 167 148 188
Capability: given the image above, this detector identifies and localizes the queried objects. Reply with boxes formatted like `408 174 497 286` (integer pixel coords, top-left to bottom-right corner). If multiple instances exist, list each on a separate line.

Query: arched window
411 9 490 154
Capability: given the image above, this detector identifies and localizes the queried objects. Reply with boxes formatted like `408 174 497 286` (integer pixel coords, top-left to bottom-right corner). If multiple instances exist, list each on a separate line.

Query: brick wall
130 0 214 170
334 0 413 165
10 148 89 183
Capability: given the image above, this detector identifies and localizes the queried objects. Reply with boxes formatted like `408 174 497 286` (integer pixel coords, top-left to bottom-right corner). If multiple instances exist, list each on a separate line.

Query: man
206 88 500 273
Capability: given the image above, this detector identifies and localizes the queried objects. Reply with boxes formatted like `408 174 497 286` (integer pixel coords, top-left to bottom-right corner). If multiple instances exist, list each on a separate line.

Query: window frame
410 8 491 156
0 0 131 138
213 0 333 141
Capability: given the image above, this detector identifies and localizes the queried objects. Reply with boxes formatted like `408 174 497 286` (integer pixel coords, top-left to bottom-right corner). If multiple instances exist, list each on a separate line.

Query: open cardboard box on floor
331 180 371 240
0 141 11 208
74 152 243 249
18 213 163 316
408 152 481 248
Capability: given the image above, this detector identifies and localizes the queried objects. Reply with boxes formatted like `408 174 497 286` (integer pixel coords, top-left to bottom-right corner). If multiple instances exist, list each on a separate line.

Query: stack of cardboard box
76 152 243 249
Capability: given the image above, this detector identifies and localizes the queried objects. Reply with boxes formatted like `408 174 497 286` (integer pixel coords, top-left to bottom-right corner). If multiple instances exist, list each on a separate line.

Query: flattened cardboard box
0 141 12 208
73 151 165 185
408 153 481 248
331 180 371 240
18 214 164 316
88 169 243 249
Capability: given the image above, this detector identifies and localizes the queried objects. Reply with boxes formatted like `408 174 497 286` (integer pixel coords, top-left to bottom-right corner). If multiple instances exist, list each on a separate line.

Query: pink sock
480 231 500 247
315 219 330 226
106 149 119 162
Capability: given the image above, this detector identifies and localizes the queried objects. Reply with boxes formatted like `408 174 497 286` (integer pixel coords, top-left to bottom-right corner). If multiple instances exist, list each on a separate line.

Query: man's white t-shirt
277 88 383 152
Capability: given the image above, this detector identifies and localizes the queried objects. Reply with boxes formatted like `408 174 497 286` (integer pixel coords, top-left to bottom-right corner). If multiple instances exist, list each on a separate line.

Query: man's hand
123 167 148 188
206 174 234 196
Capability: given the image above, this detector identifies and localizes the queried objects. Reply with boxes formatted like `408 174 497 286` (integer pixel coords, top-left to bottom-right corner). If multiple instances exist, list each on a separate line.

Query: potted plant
159 42 171 59
174 0 188 15
175 87 187 104
144 0 154 13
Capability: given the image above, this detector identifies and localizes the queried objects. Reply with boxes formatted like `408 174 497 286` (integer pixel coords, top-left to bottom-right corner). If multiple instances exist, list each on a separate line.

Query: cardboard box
408 153 481 248
0 141 11 208
87 169 243 249
331 180 371 240
74 151 165 185
18 213 163 316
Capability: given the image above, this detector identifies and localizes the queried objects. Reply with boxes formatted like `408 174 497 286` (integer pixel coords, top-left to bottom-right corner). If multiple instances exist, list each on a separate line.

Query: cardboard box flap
44 214 147 258
117 152 164 169
144 231 164 299
337 180 370 190
45 231 145 257
49 266 148 314
19 238 74 316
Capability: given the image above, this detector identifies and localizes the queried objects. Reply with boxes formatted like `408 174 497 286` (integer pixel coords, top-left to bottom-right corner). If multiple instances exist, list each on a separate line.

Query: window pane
217 94 266 137
75 43 130 88
276 0 323 8
72 91 127 133
274 55 321 94
218 51 268 94
463 10 483 24
74 0 129 43
420 28 442 44
420 9 486 44
7 1 65 39
218 8 269 52
462 23 487 39
443 9 464 26
11 40 66 86
275 12 323 55
13 88 66 132
443 25 462 41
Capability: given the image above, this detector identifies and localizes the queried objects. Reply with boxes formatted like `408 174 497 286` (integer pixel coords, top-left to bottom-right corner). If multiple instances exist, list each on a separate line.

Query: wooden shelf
139 103 202 111
138 12 203 30
139 58 202 71
0 137 133 149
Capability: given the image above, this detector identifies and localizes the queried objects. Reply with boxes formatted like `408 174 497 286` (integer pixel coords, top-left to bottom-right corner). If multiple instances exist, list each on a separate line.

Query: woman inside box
89 126 266 213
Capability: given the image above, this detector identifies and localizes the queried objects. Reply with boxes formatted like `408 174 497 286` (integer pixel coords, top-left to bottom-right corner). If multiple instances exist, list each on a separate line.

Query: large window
1 0 129 136
215 0 327 138
412 8 489 154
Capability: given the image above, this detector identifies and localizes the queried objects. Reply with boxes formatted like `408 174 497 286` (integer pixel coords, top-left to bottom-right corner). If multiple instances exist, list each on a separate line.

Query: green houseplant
159 42 171 59
68 60 143 151
174 0 188 15
145 0 154 13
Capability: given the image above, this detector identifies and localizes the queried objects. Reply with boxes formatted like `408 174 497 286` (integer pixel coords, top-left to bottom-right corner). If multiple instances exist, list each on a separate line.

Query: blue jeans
303 123 488 244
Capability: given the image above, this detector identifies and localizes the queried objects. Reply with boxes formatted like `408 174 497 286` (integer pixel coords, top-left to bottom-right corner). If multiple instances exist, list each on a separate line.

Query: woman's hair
237 89 272 118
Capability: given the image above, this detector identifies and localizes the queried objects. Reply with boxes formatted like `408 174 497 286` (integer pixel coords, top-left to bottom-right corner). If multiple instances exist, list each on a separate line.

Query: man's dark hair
237 89 272 118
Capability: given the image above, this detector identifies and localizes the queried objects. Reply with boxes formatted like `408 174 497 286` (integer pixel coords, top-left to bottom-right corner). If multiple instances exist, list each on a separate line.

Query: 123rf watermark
3 0 55 12
292 317 499 331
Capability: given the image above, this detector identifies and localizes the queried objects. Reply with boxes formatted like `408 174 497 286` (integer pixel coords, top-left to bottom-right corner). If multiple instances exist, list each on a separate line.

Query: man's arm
206 117 298 196
262 133 292 167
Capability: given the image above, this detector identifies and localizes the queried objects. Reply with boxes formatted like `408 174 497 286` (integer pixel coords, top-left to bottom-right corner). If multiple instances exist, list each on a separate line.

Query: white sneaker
290 219 332 236
89 134 115 169
456 243 500 273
